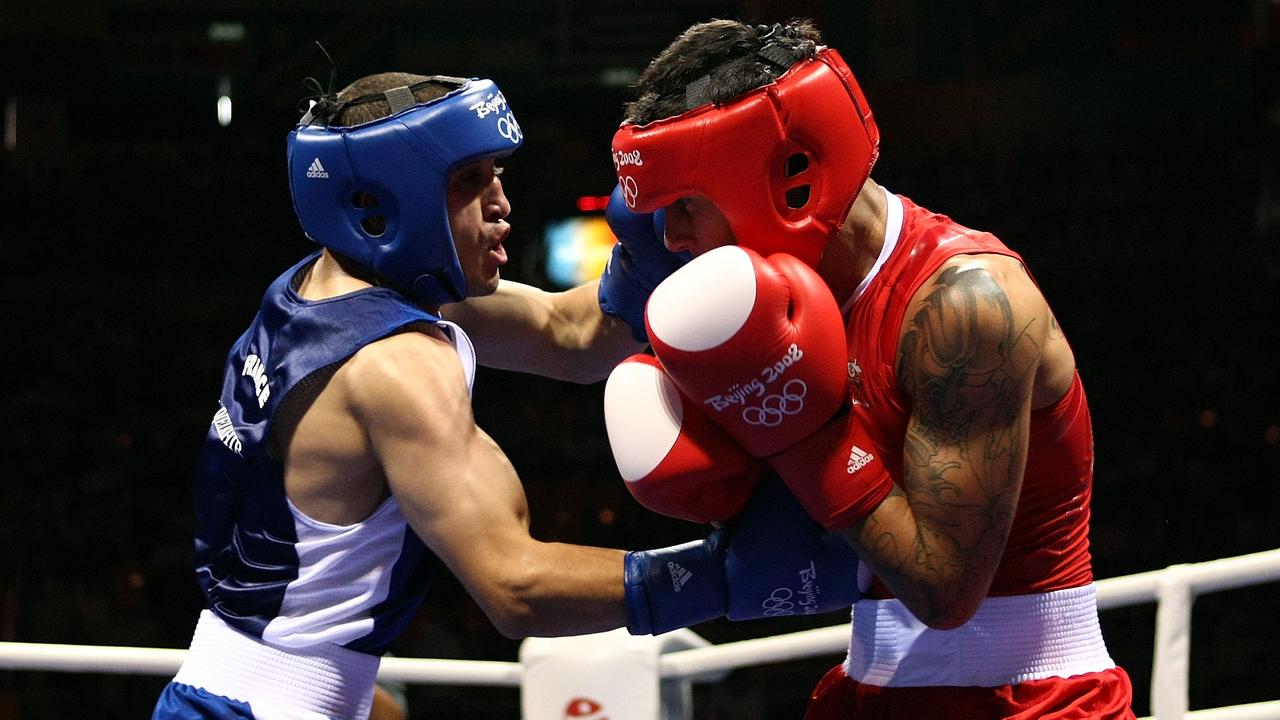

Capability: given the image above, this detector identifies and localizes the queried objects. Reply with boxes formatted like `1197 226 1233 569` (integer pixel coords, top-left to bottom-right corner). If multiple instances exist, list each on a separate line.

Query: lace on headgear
684 22 807 110
297 42 344 125
296 42 470 127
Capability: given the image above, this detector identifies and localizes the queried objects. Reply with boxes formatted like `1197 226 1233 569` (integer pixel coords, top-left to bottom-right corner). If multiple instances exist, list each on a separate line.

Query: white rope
1096 547 1280 610
660 624 847 678
653 548 1280 678
0 642 186 675
378 655 521 686
0 641 522 686
1141 700 1280 720
1 548 1277 717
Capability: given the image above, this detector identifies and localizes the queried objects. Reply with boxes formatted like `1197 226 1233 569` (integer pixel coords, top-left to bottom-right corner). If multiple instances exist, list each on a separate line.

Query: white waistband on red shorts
844 584 1115 687
172 609 379 720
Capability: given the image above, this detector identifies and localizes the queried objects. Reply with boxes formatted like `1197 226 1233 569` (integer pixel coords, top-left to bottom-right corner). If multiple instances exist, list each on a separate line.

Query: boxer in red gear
612 19 1135 718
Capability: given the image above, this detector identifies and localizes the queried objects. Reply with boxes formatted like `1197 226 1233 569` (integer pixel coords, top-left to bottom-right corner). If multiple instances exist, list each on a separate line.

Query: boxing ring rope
2 548 1279 719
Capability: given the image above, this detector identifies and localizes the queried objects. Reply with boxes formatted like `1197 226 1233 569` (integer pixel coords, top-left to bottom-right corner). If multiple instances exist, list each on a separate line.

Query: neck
299 250 442 313
298 250 380 301
817 177 887 313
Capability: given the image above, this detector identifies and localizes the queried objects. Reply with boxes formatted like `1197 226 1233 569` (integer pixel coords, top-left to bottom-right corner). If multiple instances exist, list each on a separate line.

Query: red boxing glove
646 245 893 531
645 246 848 458
769 413 895 532
604 353 760 524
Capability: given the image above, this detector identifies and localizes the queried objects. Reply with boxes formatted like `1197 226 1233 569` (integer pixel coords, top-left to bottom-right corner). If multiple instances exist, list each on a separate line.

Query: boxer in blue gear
287 74 523 307
597 183 689 342
153 70 638 720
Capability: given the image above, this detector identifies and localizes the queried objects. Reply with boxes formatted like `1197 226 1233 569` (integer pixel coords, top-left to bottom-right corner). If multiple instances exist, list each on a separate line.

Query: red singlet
806 190 1133 719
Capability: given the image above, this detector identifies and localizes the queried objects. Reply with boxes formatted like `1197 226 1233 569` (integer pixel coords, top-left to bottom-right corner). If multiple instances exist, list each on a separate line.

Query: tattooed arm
839 255 1057 629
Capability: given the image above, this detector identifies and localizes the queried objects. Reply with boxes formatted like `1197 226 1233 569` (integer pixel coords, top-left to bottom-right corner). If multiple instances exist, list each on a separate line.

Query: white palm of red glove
604 353 759 524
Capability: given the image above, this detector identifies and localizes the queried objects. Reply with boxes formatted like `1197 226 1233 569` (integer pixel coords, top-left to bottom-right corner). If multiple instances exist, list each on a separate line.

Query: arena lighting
208 21 247 42
217 77 232 127
576 195 611 212
544 215 616 288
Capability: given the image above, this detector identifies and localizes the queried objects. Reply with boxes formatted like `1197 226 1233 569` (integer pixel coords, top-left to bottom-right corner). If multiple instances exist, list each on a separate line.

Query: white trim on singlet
844 584 1115 687
437 319 476 396
841 186 903 315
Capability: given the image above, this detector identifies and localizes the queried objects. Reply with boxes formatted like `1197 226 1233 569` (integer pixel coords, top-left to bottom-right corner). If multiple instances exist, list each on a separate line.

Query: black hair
624 19 823 125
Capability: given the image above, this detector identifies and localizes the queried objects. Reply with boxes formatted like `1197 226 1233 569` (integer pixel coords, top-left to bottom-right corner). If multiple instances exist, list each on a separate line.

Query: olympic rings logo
497 112 522 145
741 379 807 427
619 175 639 208
761 588 796 616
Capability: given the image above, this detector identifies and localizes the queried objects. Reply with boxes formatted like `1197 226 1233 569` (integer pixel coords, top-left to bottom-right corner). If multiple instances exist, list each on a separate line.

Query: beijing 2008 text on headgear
610 47 877 270
287 77 523 307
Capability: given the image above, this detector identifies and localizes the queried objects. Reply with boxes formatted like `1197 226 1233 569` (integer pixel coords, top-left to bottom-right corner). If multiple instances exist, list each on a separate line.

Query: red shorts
804 664 1136 719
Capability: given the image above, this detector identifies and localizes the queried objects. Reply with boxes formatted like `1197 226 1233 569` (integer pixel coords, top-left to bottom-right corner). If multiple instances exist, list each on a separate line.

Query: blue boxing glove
623 479 861 636
598 184 689 342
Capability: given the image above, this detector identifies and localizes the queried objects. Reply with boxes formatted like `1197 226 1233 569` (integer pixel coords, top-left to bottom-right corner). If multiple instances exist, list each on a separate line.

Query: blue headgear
286 76 523 306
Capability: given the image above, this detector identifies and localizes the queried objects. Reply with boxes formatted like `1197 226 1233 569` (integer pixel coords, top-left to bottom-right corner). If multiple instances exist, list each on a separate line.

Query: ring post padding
519 628 710 720
1152 564 1193 720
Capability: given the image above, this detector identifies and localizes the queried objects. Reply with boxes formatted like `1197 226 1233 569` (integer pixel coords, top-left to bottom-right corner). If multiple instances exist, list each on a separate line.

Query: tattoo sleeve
859 265 1042 627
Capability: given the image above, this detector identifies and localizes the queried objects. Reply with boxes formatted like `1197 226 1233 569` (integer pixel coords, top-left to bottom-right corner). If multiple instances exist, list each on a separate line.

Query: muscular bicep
855 260 1049 626
348 331 627 637
897 263 1041 488
347 333 532 590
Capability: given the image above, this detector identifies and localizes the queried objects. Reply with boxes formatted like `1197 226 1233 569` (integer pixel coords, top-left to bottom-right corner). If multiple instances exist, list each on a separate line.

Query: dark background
2 0 1279 717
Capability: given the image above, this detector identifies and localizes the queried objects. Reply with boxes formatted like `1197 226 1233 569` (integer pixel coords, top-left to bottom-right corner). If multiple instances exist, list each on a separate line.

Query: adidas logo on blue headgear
286 75 523 307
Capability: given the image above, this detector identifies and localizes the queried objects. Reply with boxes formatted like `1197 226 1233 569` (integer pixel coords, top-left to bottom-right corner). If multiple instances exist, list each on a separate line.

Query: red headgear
611 48 879 269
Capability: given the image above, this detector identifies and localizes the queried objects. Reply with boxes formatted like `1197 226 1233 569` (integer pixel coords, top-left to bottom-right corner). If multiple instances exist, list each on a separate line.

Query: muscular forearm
841 477 1015 629
443 281 643 383
481 541 628 638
